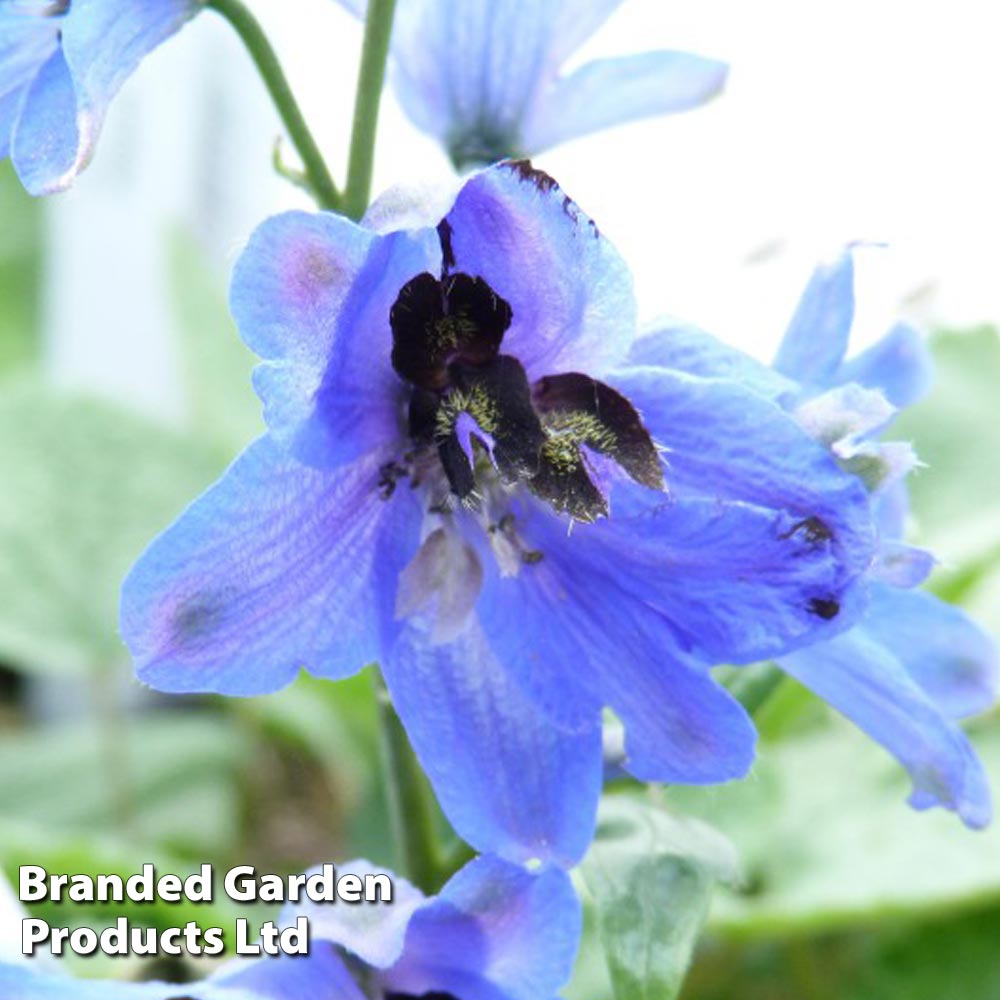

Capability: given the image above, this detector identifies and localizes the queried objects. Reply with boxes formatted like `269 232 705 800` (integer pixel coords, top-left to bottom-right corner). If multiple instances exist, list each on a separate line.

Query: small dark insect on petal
533 372 663 490
782 515 833 545
808 597 841 620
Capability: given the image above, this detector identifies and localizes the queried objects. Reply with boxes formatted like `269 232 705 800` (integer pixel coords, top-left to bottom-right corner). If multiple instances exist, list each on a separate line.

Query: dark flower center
388 232 661 523
386 994 460 1000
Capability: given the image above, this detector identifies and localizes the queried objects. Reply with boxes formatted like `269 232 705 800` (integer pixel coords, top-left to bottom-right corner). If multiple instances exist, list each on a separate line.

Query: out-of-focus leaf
580 796 739 1000
0 711 249 857
0 379 224 675
669 714 1000 939
168 226 262 455
0 161 42 373
895 327 1000 573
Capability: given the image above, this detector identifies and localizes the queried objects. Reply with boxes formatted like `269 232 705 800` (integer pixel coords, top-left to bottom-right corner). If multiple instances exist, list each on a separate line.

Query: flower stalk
205 0 341 211
343 0 398 220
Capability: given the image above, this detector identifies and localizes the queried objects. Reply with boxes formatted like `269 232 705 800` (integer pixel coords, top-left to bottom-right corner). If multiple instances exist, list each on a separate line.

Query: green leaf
580 795 739 1000
0 161 42 373
0 378 224 675
668 713 1000 940
167 226 262 455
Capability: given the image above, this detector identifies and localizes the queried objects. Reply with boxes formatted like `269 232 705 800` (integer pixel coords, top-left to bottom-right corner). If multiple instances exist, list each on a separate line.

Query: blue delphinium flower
627 248 999 826
121 161 877 866
0 0 198 194
0 856 579 1000
336 0 728 167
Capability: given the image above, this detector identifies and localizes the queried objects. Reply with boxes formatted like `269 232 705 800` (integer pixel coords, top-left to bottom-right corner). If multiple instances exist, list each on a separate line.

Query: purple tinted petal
773 250 854 386
121 436 421 696
523 50 727 152
780 630 992 828
610 366 877 586
445 162 636 380
863 585 1000 720
628 321 796 402
384 856 580 1000
381 611 602 867
212 946 365 1000
547 0 625 65
836 321 934 409
231 211 438 469
10 47 80 195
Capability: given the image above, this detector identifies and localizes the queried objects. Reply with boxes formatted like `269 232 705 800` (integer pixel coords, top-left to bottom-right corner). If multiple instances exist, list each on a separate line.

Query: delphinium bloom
627 249 999 826
0 857 579 1000
122 161 878 866
336 0 728 168
0 0 197 194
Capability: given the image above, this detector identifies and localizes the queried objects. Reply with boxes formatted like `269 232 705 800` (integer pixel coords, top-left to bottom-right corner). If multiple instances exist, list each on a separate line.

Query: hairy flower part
336 0 728 167
0 857 578 1000
630 247 1000 827
121 162 878 865
0 0 198 194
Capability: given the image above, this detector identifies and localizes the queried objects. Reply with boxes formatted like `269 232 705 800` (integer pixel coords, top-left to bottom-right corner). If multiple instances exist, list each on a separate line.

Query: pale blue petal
381 611 602 867
781 630 992 828
836 321 934 409
863 585 1000 720
213 945 365 1000
0 16 59 161
523 50 727 152
546 0 626 65
773 250 854 385
628 321 796 401
281 861 425 969
10 47 79 195
870 540 935 588
446 163 637 380
610 366 877 586
121 436 421 696
230 210 438 469
384 856 580 1000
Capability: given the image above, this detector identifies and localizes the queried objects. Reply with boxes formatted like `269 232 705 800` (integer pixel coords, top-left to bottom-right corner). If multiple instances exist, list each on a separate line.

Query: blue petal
121 436 421 696
546 0 626 65
773 250 854 386
212 945 366 1000
0 16 59 161
281 860 426 969
863 585 1000 720
10 47 79 195
610 366 877 586
835 321 934 409
383 856 581 1000
445 162 637 380
380 611 602 867
523 50 727 152
628 320 796 402
0 960 261 1000
780 630 992 828
231 211 437 469
870 540 935 588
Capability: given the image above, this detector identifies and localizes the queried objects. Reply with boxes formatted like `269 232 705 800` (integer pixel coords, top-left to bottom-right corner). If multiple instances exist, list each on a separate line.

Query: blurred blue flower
0 0 197 194
630 248 1000 827
121 161 876 866
337 0 728 167
0 856 579 1000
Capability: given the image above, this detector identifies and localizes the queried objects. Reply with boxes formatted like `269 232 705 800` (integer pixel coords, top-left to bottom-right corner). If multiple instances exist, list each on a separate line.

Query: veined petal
523 50 727 152
0 15 59 160
384 856 581 1000
10 47 80 195
773 250 854 385
121 436 421 696
780 630 992 829
628 320 796 402
610 366 877 584
863 585 1000 719
211 945 366 1000
380 613 602 867
445 161 637 380
836 321 934 409
231 211 438 469
547 0 625 65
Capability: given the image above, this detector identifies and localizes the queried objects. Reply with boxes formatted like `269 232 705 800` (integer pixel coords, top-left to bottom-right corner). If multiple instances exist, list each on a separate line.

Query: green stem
342 0 398 220
374 671 444 894
728 662 787 717
205 0 340 211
